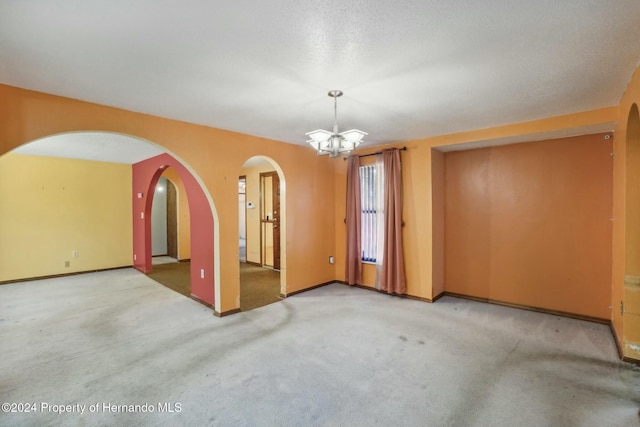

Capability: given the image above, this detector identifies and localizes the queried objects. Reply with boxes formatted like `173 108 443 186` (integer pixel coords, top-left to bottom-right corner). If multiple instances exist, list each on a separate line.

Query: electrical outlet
329 256 334 264
200 268 205 279
64 260 70 267
72 250 78 258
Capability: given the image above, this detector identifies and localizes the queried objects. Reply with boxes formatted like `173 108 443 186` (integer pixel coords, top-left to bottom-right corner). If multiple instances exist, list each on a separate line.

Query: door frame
259 171 280 270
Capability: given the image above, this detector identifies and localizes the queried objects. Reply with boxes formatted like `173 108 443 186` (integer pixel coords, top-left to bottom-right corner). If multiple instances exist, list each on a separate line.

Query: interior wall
160 168 191 260
0 84 337 312
0 83 620 317
0 152 132 282
151 177 168 256
444 133 613 319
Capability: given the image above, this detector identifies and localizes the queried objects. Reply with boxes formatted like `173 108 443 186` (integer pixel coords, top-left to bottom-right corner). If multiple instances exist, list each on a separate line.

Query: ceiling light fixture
306 90 367 158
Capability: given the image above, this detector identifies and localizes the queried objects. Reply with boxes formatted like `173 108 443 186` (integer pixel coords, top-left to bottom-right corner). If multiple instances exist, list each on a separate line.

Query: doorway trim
239 155 287 296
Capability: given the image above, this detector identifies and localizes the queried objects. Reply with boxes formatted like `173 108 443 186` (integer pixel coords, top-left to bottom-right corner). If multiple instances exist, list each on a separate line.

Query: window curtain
380 148 406 294
345 155 362 285
374 155 385 290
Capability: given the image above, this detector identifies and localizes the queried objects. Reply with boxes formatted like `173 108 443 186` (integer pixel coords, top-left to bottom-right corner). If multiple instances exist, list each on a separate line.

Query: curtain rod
343 146 407 160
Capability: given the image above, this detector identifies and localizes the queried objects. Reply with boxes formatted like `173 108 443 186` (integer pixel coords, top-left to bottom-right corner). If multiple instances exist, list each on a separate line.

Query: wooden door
272 173 280 270
260 171 281 270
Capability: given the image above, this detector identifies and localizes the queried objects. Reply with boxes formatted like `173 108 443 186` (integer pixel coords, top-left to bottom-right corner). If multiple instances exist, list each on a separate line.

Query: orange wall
0 84 336 313
444 133 613 319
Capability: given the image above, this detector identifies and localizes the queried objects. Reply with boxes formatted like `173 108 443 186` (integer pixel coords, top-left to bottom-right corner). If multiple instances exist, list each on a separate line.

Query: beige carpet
1 269 638 426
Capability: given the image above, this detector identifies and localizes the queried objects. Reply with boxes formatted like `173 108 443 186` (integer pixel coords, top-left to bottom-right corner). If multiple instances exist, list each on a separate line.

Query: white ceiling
2 1 640 157
13 132 164 164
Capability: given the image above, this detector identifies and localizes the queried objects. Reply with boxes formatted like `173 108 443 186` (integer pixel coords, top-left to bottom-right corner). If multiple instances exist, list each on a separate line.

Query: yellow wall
161 167 191 260
0 153 132 281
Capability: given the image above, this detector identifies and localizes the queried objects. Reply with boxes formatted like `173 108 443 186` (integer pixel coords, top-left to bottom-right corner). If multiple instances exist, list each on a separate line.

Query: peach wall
445 134 613 319
0 84 336 313
612 64 640 360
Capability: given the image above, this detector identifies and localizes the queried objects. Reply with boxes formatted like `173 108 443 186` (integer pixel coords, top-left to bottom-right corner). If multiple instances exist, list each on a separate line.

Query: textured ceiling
2 0 640 158
13 133 165 164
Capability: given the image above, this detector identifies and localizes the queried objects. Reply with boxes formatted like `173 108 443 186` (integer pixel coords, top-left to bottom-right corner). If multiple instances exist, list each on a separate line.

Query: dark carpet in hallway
146 261 191 297
239 262 281 311
146 261 280 311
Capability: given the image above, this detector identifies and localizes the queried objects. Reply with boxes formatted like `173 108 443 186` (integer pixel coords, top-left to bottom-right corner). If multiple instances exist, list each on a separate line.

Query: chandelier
306 90 367 157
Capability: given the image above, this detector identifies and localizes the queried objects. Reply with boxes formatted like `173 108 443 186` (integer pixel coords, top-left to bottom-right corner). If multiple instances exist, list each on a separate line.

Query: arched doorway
150 169 190 263
238 156 286 311
147 168 193 298
0 131 220 310
133 152 217 307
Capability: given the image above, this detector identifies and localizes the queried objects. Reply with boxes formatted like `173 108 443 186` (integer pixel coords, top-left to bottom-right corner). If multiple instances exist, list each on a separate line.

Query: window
360 163 384 263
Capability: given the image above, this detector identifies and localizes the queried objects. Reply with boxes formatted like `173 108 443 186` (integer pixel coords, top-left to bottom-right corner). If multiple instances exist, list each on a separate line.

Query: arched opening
0 131 219 310
238 156 286 311
146 168 193 298
625 104 640 277
133 152 217 307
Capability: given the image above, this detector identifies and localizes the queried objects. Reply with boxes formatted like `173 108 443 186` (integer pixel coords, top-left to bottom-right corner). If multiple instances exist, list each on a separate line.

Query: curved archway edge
240 155 287 296
6 131 218 309
134 153 215 306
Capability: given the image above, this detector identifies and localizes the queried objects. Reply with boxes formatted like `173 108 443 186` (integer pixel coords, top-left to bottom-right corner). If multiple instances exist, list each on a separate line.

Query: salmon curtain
380 148 406 294
345 155 362 285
